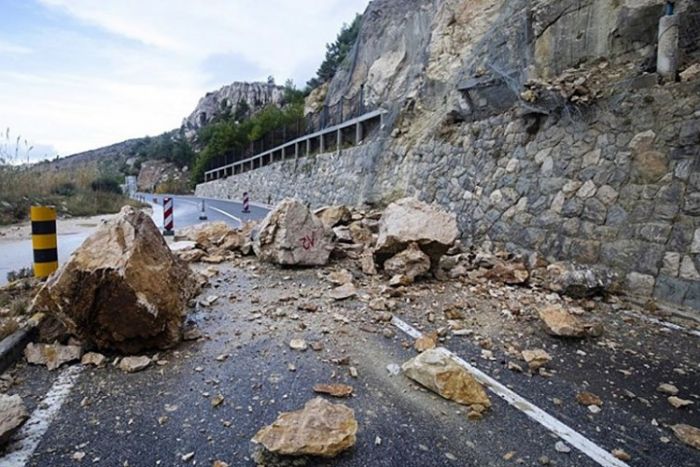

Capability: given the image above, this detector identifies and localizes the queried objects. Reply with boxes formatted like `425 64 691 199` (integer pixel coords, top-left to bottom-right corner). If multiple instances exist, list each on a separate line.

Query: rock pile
30 207 198 354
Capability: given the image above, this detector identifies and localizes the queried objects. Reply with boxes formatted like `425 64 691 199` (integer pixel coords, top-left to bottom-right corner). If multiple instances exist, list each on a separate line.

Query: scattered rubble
314 205 352 231
30 207 198 354
532 262 615 299
668 396 694 409
329 283 357 301
402 348 491 408
24 342 83 370
484 261 529 285
0 393 28 446
414 333 438 352
576 391 602 407
251 397 358 461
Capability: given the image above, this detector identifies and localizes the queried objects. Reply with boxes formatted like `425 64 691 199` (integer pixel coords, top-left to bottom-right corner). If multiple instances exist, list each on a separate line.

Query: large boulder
254 199 332 266
402 348 491 407
375 198 459 266
251 397 357 462
31 207 197 354
0 394 28 446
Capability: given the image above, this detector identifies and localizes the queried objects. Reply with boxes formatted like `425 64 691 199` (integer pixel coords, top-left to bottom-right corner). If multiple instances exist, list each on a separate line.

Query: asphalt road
2 258 699 466
137 193 269 231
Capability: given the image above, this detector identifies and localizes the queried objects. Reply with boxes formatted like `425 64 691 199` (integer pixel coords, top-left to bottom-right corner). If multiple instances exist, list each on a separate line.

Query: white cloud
1 0 368 156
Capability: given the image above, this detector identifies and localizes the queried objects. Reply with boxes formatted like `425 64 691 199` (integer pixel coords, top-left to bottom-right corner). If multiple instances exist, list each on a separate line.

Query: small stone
588 405 601 414
521 349 551 370
668 396 694 409
349 367 358 378
119 356 151 373
657 383 679 396
211 394 224 407
289 339 308 351
329 283 357 300
25 343 83 371
386 363 401 376
415 333 438 352
612 449 631 461
554 441 570 453
72 451 86 461
539 305 585 338
327 269 353 286
576 391 602 406
181 452 194 462
81 352 107 367
313 384 354 398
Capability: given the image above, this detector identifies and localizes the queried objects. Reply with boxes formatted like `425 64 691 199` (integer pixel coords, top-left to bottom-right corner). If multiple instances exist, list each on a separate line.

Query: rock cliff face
182 81 286 133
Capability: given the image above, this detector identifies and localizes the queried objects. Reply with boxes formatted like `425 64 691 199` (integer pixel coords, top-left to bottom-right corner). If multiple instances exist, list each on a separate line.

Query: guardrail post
337 129 342 155
320 134 325 153
31 206 58 278
356 122 363 145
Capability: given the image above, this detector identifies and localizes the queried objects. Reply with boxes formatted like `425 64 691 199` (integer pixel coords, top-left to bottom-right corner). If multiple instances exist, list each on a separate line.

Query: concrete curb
0 326 36 374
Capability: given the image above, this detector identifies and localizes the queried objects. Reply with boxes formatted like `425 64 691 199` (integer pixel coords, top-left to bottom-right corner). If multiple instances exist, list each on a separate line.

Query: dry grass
0 164 144 225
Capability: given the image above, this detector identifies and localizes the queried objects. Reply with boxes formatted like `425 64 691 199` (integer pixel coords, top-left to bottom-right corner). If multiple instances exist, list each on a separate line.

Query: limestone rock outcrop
31 207 197 354
251 397 358 461
254 198 332 266
375 197 459 266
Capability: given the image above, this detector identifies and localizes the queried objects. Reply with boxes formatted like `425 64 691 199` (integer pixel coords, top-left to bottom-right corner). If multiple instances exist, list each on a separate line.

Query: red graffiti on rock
300 232 316 250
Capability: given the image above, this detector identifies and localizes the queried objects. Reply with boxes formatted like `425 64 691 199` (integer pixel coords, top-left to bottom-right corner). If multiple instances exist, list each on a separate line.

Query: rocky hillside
182 81 286 135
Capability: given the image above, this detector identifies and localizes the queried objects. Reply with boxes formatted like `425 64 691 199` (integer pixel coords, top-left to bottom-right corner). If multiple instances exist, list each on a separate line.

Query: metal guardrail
204 84 381 180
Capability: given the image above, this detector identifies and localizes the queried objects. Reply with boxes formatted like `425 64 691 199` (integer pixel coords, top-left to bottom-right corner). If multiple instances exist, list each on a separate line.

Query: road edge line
391 316 629 467
2 364 84 466
208 206 242 224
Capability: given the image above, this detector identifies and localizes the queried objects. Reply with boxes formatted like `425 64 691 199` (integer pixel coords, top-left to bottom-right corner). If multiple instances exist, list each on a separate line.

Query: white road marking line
621 309 700 338
2 365 84 466
209 206 242 224
391 316 630 467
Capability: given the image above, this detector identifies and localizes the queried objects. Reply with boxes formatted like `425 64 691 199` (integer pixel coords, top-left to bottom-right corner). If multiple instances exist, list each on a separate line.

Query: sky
0 0 369 161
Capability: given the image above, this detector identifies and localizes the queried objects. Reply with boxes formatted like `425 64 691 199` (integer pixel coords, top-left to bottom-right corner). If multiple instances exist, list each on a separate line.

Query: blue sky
0 0 368 160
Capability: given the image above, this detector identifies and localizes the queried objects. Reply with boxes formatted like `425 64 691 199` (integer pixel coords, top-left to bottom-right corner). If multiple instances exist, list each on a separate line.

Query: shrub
90 176 121 194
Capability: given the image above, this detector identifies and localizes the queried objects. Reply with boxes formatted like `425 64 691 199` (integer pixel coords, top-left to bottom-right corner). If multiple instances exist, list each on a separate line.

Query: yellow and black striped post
30 206 58 278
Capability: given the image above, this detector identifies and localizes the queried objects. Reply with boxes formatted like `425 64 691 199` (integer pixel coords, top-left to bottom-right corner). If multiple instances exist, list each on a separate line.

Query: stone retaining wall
197 82 700 313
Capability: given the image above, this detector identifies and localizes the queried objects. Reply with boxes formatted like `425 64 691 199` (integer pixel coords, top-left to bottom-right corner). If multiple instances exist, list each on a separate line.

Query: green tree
306 14 362 90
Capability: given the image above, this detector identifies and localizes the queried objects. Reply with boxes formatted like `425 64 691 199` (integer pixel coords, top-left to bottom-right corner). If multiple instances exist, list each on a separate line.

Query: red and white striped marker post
242 192 250 213
163 197 174 236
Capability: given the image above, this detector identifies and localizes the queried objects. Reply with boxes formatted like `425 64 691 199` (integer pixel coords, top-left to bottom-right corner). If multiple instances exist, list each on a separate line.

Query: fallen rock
327 269 353 286
539 305 586 338
81 352 107 367
332 226 353 243
254 198 332 266
414 333 438 352
329 283 357 301
384 242 431 284
312 384 354 398
119 356 151 373
251 397 357 461
0 393 28 446
359 249 377 275
484 261 529 285
178 221 234 251
576 391 602 407
680 63 700 82
671 424 700 450
657 383 679 396
24 342 82 370
314 205 352 230
176 248 207 263
521 349 551 370
349 222 374 247
402 348 491 407
668 396 694 409
30 207 197 354
533 262 615 298
289 339 308 351
612 449 631 461
375 197 459 267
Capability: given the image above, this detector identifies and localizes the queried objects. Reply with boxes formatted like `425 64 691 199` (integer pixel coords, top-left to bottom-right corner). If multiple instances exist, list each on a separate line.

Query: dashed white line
391 316 630 467
2 365 84 466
